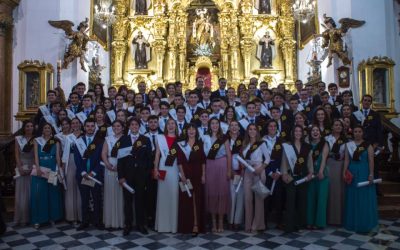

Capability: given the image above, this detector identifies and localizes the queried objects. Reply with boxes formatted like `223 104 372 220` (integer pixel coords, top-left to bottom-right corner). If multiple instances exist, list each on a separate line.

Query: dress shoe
123 226 131 236
138 226 148 235
76 223 89 231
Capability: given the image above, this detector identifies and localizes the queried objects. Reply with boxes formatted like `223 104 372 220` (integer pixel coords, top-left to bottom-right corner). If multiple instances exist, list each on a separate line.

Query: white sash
158 116 168 131
238 118 250 130
106 135 118 157
263 136 276 157
169 109 177 121
66 109 76 120
346 141 357 158
235 106 247 119
62 134 77 169
117 146 131 159
75 137 88 158
55 133 66 149
283 143 297 172
156 134 169 159
230 139 239 171
261 104 271 118
325 135 336 150
178 141 191 161
106 110 116 123
76 112 87 124
220 122 229 134
16 136 27 151
39 105 50 117
127 106 135 114
202 135 212 156
353 110 365 125
43 115 60 134
35 137 46 149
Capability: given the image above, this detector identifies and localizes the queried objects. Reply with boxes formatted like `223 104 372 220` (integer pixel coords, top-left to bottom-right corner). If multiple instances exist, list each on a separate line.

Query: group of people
13 77 380 237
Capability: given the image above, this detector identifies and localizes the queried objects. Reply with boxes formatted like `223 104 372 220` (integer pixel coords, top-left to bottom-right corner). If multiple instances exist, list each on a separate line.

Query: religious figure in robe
257 31 275 68
255 0 271 14
132 31 151 69
131 0 151 15
192 8 215 47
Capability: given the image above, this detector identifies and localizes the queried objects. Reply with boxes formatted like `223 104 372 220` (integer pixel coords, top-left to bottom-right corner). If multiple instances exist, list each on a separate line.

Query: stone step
378 193 400 206
379 205 400 219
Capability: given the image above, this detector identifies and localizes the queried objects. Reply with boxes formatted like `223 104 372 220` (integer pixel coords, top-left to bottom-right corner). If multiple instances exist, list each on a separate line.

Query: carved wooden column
167 11 177 82
0 0 19 136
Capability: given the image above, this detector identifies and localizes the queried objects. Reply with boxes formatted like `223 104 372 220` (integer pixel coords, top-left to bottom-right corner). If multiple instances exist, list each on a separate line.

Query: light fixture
292 0 316 23
94 0 116 29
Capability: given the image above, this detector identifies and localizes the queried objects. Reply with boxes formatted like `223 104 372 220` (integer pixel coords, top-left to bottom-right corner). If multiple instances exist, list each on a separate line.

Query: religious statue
131 0 151 15
28 78 40 107
257 31 275 68
192 8 215 48
49 18 91 72
321 14 365 67
132 31 151 69
255 0 271 14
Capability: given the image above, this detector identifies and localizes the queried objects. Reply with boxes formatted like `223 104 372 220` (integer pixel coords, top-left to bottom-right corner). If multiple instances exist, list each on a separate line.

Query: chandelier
292 0 316 23
94 0 116 29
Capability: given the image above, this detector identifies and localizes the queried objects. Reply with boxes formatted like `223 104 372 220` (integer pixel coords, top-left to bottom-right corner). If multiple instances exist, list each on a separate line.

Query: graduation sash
260 103 271 118
16 136 34 153
353 110 365 125
43 115 60 134
207 136 227 160
325 135 346 160
238 118 250 130
293 144 311 176
229 136 243 155
66 109 76 120
267 137 283 160
178 141 192 161
95 124 108 139
165 142 179 166
107 136 122 158
348 141 369 161
62 133 78 167
220 122 229 134
283 143 297 173
39 105 51 117
244 141 263 160
76 112 87 124
42 136 58 153
106 110 116 123
312 139 326 162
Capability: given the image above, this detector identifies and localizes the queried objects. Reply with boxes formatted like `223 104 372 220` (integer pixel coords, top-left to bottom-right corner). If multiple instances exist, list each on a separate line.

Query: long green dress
30 143 63 225
344 148 378 233
307 142 329 228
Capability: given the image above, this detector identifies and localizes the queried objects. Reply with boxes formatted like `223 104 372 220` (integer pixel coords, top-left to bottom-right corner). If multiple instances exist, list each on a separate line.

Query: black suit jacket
211 89 228 102
362 109 383 146
117 135 153 182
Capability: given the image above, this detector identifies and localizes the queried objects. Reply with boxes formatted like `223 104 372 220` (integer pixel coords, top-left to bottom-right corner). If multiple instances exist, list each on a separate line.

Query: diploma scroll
179 173 192 197
294 175 314 186
357 178 382 187
88 175 103 186
58 170 67 190
235 176 243 193
269 170 281 194
117 178 135 194
237 156 256 172
13 168 21 179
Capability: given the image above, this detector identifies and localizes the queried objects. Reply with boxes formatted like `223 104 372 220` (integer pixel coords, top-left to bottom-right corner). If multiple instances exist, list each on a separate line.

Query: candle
57 60 62 69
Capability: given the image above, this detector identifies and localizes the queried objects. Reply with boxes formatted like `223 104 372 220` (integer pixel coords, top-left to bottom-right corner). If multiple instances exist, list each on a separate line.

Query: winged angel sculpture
321 14 365 67
49 18 91 72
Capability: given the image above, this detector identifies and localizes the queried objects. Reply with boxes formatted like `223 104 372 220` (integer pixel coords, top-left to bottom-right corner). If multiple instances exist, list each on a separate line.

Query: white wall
297 0 400 111
12 0 110 132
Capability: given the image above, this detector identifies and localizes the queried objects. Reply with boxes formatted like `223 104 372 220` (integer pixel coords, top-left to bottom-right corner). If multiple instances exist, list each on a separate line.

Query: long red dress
177 141 206 234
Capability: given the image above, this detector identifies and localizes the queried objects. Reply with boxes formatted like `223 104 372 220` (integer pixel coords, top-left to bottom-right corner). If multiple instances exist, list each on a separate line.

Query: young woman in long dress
281 125 313 233
154 118 179 233
241 124 270 233
14 120 35 225
203 118 232 233
176 123 206 235
62 118 82 223
321 119 347 225
343 125 378 233
101 120 125 229
307 125 329 229
31 123 63 228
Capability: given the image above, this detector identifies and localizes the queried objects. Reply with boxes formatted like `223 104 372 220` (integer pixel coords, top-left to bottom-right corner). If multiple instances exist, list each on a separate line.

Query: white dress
103 135 124 228
154 134 179 233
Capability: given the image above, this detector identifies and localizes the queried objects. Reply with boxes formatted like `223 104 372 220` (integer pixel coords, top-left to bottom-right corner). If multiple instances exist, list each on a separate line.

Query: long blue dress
30 143 63 225
344 148 378 233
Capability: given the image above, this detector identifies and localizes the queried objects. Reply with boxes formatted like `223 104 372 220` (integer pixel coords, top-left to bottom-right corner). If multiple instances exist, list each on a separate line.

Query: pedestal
252 68 284 86
126 69 156 90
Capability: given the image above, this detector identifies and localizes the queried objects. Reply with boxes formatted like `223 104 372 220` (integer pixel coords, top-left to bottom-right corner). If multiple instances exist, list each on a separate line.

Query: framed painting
296 5 320 49
90 0 109 50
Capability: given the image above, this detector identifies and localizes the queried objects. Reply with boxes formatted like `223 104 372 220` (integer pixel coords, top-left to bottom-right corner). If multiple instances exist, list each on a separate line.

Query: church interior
0 0 400 249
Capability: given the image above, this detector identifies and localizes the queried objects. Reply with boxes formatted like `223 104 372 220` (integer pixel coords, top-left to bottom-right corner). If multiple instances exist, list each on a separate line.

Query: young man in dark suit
211 77 228 102
118 118 153 236
74 119 105 230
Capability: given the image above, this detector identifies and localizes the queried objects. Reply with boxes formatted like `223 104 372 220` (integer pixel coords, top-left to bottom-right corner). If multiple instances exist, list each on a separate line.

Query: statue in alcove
257 31 275 68
131 0 151 15
132 31 151 69
255 0 271 14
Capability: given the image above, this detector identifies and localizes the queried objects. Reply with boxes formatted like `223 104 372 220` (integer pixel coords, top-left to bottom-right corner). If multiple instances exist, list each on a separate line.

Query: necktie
250 119 254 124
191 109 195 115
151 134 156 149
203 127 207 134
86 137 92 172
164 118 167 124
179 123 183 130
363 110 368 117
73 106 77 113
85 110 89 116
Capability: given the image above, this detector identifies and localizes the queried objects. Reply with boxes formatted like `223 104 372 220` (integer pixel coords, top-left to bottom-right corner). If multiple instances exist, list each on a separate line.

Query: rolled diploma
235 176 243 193
269 170 281 194
179 173 192 197
13 168 21 179
237 156 256 172
357 178 382 188
58 171 67 190
122 182 135 194
88 175 103 186
294 175 314 186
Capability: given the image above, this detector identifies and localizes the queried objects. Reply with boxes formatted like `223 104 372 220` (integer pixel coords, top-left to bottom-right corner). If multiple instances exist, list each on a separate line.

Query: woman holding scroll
281 125 313 233
154 118 179 233
241 124 270 233
343 125 378 232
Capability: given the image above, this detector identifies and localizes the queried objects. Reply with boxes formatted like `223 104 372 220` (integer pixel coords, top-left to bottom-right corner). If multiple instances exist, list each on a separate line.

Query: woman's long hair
242 123 261 149
163 118 178 136
207 117 224 139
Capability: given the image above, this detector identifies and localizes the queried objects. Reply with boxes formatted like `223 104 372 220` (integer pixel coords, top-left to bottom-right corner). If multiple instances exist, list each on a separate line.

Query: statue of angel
49 18 91 72
321 14 365 67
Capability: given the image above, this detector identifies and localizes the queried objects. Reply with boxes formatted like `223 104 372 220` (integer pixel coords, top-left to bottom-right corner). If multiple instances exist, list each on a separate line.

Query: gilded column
177 11 187 85
219 10 230 80
239 0 253 82
153 16 167 84
111 0 128 87
167 11 177 82
278 0 297 86
0 0 19 136
230 10 240 85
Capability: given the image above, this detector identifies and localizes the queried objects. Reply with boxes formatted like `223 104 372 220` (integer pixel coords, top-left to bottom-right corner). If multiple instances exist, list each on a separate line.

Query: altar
110 0 297 91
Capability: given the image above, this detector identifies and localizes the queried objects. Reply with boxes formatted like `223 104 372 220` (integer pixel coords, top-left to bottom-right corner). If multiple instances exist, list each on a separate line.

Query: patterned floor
0 220 399 250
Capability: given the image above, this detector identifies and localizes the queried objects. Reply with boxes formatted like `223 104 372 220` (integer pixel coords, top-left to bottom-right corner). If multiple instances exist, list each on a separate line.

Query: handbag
344 169 353 184
251 180 270 199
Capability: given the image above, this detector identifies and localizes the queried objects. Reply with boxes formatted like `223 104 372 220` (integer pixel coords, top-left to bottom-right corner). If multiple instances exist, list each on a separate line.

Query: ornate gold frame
89 0 108 50
297 1 320 50
357 56 395 113
15 60 54 121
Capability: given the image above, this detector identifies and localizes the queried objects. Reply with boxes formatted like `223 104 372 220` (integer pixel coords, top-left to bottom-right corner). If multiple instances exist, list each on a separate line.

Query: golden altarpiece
110 0 297 91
